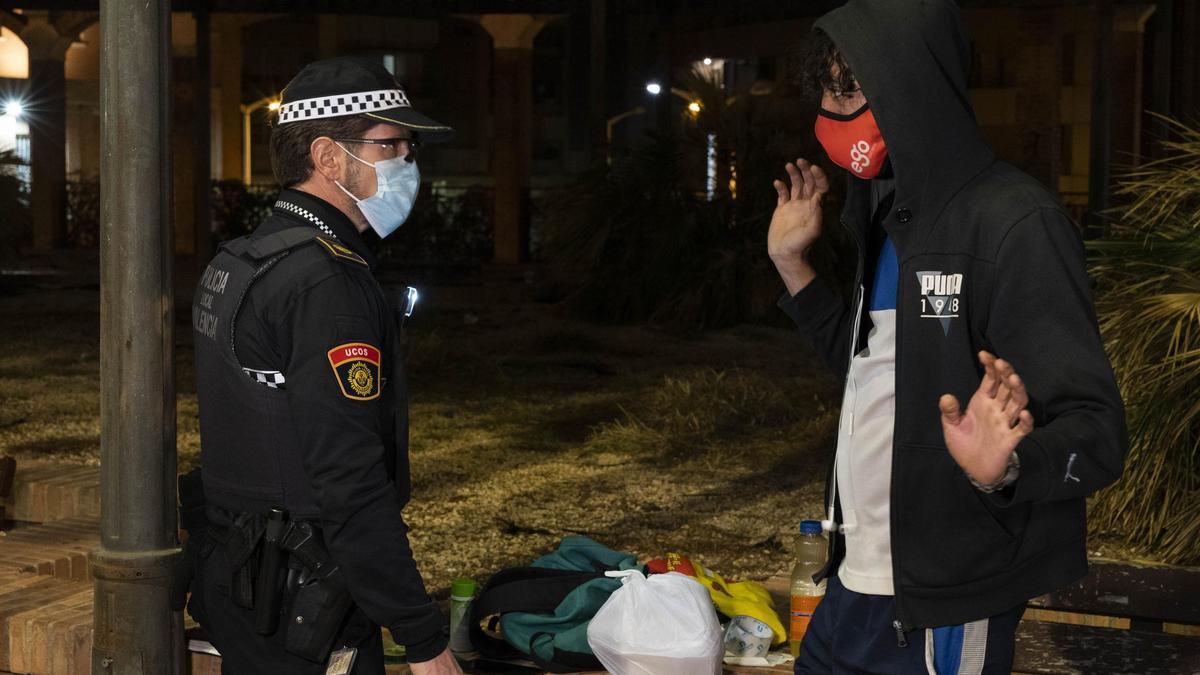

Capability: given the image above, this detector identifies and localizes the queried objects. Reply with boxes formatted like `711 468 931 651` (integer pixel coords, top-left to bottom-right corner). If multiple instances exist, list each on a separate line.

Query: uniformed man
189 57 462 675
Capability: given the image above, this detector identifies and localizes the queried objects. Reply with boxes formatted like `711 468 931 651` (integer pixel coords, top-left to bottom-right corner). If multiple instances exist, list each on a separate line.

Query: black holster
224 512 267 609
255 507 289 635
279 521 355 663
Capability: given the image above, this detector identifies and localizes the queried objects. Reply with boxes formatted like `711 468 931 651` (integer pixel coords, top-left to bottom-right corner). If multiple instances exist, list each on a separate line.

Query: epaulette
221 227 368 268
313 236 368 266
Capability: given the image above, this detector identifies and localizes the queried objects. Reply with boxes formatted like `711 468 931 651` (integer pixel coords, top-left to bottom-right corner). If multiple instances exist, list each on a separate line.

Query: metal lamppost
240 95 279 186
93 0 185 671
605 105 646 164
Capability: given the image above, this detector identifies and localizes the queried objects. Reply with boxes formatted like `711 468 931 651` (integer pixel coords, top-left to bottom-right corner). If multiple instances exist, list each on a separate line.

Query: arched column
18 12 96 250
478 14 552 265
213 14 247 182
18 12 97 250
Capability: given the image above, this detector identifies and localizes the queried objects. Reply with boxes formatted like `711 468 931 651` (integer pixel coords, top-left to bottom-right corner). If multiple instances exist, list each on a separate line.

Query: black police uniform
189 188 444 673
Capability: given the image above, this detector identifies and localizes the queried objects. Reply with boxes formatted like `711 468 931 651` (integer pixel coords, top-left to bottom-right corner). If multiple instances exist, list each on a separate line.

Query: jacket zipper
820 218 866 573
891 241 910 643
826 281 864 533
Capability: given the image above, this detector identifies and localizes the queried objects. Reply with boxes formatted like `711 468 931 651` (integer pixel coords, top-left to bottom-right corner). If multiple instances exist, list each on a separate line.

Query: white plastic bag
586 570 723 675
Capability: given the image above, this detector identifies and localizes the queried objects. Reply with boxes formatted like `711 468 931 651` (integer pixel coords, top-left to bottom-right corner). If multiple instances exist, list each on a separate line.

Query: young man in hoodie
768 1 1127 672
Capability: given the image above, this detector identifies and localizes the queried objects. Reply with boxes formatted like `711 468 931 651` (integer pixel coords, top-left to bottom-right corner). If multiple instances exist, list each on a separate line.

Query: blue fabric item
499 579 619 665
529 535 639 573
869 236 898 311
932 624 965 674
498 536 641 667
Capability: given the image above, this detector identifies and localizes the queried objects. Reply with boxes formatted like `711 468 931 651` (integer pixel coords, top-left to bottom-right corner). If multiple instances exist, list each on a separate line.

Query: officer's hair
791 28 858 102
268 114 378 188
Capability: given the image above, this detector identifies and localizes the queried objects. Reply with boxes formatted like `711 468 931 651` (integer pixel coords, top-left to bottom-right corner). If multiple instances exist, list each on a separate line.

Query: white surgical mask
335 143 420 239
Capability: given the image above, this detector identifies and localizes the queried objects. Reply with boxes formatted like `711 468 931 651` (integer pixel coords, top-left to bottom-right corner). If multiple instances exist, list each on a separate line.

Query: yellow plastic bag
692 563 786 646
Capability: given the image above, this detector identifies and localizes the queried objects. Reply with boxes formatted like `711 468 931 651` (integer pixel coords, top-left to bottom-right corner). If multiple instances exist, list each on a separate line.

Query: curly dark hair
791 28 858 101
268 114 377 188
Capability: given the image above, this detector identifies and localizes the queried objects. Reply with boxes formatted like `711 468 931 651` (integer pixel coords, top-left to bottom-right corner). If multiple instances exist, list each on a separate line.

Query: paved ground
0 462 98 674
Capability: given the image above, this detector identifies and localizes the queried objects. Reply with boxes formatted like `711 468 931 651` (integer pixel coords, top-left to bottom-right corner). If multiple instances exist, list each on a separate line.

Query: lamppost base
90 547 186 675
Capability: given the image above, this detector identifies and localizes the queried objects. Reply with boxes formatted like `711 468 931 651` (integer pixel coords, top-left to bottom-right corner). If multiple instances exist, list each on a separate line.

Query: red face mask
814 104 889 179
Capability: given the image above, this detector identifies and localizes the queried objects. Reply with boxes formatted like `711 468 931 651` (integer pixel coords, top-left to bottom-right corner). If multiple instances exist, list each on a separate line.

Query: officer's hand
768 158 829 295
408 648 463 675
939 351 1035 485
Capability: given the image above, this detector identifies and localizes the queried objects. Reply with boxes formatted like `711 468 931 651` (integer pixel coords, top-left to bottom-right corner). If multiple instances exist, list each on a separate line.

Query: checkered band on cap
276 88 412 124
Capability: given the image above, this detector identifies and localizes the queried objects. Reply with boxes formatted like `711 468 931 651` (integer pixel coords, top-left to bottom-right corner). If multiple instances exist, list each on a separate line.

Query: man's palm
768 159 829 261
940 351 1034 485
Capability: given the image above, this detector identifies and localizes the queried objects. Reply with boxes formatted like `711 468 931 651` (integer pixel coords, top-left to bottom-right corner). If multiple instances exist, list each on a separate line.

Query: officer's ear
310 137 344 183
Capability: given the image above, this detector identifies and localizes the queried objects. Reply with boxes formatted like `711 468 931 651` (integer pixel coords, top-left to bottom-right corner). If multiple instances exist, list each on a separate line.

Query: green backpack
469 536 641 673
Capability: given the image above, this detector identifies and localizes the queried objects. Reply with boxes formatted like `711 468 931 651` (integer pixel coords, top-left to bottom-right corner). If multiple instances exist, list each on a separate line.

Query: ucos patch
327 342 381 400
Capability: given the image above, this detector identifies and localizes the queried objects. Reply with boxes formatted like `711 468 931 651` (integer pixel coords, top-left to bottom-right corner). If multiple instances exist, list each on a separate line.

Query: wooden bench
1014 560 1200 674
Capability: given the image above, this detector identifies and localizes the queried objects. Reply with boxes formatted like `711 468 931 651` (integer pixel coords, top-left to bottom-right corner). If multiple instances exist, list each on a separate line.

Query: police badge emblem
327 342 381 400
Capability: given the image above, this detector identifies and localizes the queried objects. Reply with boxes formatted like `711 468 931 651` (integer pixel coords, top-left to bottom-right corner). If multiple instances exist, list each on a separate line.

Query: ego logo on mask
850 140 872 174
814 106 889 179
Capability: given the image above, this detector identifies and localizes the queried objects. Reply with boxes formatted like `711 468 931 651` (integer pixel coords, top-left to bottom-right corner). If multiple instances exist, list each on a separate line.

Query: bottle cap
451 577 476 599
799 520 823 535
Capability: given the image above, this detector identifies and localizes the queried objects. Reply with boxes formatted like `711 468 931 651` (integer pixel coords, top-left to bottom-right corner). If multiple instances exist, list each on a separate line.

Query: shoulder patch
327 342 381 400
314 237 368 266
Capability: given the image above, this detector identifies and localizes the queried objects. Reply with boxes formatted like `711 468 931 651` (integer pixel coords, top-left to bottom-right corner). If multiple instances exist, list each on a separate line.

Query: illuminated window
14 133 29 162
0 27 29 79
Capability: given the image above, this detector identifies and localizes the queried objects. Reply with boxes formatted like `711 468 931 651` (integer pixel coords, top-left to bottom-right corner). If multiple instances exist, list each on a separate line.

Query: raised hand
768 158 830 295
939 351 1034 486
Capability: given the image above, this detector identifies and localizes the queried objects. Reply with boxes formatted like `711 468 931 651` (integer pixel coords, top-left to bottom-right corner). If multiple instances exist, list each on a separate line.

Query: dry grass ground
0 280 841 594
0 278 1147 596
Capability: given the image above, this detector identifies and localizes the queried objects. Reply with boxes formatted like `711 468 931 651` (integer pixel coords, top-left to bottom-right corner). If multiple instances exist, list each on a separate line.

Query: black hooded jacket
779 0 1127 630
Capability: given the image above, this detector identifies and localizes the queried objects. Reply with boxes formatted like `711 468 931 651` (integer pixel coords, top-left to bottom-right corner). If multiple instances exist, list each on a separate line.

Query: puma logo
916 271 963 336
1064 453 1081 483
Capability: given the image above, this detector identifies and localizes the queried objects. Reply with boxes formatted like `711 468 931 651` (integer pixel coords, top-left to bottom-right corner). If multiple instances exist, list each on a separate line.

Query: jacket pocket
894 444 1028 588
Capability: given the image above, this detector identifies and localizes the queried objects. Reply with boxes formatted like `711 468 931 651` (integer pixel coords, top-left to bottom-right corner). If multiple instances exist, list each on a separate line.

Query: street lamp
645 81 701 107
645 81 723 200
605 105 646 165
608 84 703 166
240 95 280 185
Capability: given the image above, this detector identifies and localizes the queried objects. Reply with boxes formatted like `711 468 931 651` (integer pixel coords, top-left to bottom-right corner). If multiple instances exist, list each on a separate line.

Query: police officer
189 57 463 675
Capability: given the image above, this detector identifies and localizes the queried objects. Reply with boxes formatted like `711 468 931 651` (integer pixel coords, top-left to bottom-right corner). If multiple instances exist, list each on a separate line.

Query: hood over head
815 0 994 242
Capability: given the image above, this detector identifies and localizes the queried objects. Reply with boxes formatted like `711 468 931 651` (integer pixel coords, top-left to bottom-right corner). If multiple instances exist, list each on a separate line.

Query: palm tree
1088 115 1200 564
540 66 848 329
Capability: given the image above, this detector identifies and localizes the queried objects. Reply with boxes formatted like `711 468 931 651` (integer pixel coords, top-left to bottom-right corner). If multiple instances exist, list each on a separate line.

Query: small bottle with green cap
448 577 477 654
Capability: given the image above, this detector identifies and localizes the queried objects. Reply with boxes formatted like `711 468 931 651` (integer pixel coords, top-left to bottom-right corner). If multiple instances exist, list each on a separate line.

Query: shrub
1088 116 1200 564
0 151 30 260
